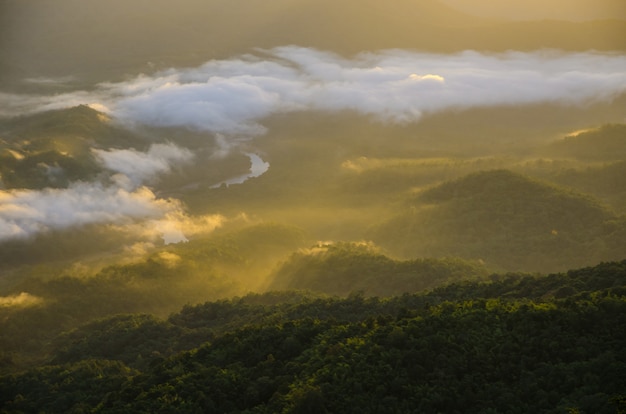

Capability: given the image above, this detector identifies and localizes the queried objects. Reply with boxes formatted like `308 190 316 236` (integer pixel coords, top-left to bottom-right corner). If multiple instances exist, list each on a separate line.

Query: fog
3 48 625 135
0 292 43 308
92 143 194 189
1 47 624 242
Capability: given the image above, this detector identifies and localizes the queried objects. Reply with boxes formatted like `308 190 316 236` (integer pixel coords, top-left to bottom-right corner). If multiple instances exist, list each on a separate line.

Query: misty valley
1 0 626 412
1 98 625 413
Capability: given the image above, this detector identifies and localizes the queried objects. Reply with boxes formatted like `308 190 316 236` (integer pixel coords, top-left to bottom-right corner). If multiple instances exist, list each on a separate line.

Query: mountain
528 124 626 212
268 241 488 296
371 169 626 271
545 124 626 162
2 260 625 413
0 105 144 189
544 161 626 214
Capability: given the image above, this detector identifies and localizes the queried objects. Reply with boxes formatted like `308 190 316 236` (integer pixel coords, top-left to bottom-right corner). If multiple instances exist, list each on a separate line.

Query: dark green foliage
1 359 137 414
431 260 626 301
1 260 625 413
50 314 185 369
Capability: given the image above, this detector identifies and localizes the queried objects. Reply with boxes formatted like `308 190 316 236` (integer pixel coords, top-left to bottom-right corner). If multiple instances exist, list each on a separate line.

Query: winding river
210 152 270 188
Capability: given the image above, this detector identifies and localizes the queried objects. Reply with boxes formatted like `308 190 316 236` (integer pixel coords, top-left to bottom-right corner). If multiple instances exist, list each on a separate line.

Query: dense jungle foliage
1 260 625 413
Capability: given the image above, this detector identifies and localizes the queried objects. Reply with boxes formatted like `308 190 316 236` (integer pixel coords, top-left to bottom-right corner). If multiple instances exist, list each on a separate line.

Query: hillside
0 105 254 192
268 241 489 296
545 124 626 162
1 260 625 413
371 169 626 271
0 106 141 190
544 161 626 214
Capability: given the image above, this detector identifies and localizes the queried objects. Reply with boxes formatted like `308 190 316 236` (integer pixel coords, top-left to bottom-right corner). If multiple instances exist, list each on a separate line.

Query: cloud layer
1 47 625 242
3 47 625 134
93 143 194 189
93 48 626 132
0 182 179 241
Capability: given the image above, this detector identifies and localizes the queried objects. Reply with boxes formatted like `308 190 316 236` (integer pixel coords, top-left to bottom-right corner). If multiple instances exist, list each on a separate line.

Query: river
210 152 270 188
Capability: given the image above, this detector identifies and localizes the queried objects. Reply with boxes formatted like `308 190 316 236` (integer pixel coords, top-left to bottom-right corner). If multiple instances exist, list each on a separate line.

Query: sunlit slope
183 111 626 244
0 222 309 369
2 106 623 272
545 124 626 162
371 169 626 271
2 0 624 86
39 260 626 370
268 241 489 296
0 106 145 189
0 105 253 191
536 124 626 212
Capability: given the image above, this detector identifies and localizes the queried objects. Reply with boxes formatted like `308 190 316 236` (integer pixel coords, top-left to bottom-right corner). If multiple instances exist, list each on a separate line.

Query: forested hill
268 242 490 296
372 169 626 272
1 259 625 413
546 124 626 162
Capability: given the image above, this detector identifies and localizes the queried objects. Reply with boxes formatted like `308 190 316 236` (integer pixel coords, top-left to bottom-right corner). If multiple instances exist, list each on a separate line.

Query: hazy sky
439 0 626 21
1 0 624 87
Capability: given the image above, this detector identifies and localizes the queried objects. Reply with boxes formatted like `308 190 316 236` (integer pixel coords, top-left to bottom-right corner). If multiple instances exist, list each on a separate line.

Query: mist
0 292 43 308
92 143 194 189
3 48 625 136
0 182 180 241
1 47 624 242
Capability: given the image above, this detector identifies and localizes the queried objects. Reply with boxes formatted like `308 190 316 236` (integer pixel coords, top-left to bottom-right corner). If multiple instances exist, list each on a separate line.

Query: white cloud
0 182 180 241
92 143 194 189
79 47 626 135
105 48 624 132
3 48 624 133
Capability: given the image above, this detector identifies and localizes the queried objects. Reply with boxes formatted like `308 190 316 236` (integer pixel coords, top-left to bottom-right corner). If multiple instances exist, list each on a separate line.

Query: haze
2 0 625 87
0 2 625 409
440 0 626 21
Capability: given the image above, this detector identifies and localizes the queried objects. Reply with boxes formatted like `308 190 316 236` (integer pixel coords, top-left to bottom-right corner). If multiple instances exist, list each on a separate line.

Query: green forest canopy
1 259 625 413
